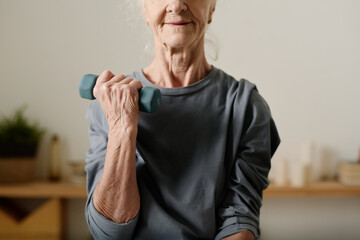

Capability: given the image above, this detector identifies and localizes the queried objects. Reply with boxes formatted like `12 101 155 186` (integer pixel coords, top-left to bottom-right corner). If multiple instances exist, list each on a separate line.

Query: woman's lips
166 21 191 25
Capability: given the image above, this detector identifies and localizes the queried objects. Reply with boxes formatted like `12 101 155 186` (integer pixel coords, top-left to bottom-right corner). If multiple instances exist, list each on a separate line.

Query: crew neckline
135 66 219 96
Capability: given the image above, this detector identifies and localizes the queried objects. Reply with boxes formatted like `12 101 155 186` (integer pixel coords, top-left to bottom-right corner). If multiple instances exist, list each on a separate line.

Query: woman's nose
166 0 188 14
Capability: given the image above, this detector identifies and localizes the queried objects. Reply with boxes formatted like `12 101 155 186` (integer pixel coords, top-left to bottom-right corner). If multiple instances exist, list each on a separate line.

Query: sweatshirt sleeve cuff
88 199 139 240
215 217 259 240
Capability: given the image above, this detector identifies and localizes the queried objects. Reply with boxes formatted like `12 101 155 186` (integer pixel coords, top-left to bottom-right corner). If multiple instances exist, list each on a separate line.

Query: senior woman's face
142 0 216 49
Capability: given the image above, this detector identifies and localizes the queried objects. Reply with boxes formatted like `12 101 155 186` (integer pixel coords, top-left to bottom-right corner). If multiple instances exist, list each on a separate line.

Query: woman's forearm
93 126 140 223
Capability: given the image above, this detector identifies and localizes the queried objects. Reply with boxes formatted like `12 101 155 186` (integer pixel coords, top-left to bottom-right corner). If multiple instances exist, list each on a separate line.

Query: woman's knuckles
100 70 114 80
95 80 139 114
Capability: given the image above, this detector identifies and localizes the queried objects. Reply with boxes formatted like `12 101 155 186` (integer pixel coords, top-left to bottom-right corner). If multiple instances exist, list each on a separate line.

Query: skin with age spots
142 0 216 88
142 0 215 49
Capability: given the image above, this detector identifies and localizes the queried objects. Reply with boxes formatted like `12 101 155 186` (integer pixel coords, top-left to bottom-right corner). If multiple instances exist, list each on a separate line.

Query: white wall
212 0 360 162
1 0 359 239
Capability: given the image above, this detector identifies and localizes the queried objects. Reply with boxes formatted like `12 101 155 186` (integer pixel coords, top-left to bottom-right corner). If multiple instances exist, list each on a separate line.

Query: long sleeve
215 89 280 240
84 100 139 240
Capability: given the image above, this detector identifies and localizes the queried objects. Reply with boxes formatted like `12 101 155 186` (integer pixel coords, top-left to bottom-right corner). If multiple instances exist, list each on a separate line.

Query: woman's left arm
215 89 280 240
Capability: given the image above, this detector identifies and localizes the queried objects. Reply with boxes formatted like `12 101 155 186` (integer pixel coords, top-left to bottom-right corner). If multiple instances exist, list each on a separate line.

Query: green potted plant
0 106 45 183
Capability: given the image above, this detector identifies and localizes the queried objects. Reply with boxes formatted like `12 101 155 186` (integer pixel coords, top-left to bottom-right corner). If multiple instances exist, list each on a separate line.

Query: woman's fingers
128 79 143 90
97 70 115 83
93 70 143 128
108 74 127 84
94 71 124 98
94 72 139 101
93 70 113 99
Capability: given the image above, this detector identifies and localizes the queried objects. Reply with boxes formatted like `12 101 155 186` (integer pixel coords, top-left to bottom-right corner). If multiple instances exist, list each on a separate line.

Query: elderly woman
85 0 280 239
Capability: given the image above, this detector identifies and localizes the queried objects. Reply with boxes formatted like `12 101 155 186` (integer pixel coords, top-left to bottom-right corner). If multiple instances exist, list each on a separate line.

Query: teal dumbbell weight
79 74 161 113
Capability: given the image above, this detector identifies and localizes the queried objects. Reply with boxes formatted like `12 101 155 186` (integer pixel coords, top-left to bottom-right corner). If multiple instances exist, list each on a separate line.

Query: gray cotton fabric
85 66 280 240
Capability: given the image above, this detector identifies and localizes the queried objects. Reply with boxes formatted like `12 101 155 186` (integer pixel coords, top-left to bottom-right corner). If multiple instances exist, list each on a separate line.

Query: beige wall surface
1 0 359 167
1 0 359 239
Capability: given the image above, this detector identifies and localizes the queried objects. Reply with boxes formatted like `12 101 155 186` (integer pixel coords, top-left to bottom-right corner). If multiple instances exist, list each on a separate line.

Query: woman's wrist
108 122 138 140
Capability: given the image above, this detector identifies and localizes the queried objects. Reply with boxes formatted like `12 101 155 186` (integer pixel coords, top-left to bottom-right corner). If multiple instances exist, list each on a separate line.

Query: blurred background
0 0 359 239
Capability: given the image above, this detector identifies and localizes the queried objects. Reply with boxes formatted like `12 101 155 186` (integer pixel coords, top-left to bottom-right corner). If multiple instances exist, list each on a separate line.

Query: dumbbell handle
79 74 161 113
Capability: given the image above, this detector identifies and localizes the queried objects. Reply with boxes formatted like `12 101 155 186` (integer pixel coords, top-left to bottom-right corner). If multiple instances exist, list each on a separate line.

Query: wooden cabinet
0 182 86 240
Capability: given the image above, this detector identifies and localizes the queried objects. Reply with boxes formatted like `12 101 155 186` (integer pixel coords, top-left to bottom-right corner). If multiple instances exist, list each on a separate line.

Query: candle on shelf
49 135 62 181
274 158 288 186
300 140 321 182
290 160 309 187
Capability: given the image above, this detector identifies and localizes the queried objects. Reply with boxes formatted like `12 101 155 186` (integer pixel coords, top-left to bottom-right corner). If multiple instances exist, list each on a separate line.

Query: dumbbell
79 74 161 113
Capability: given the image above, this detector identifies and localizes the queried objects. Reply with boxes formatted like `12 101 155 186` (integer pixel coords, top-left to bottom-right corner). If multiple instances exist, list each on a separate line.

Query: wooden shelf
0 181 87 198
1 180 359 198
264 180 360 197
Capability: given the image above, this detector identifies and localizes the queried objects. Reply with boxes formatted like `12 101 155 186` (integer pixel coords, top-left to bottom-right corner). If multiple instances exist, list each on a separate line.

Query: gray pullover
85 66 280 240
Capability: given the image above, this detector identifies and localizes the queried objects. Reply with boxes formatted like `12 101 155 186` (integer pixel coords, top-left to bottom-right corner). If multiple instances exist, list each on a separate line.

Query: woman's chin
162 37 196 50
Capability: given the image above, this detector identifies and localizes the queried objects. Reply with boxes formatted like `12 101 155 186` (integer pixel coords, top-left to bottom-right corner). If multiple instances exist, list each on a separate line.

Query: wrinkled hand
93 70 143 130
